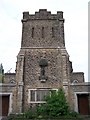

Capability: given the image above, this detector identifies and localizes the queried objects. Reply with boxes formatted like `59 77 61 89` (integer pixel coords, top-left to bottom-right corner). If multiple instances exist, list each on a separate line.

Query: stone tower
14 9 72 113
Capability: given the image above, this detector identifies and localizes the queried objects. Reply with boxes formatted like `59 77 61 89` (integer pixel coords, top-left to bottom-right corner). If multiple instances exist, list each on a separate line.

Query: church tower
14 9 72 113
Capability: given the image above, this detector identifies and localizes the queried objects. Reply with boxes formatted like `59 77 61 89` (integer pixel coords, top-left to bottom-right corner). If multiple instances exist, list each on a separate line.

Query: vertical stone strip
88 1 90 111
60 21 65 46
61 50 71 106
62 55 68 83
0 64 4 116
0 86 2 116
88 2 90 83
15 54 24 113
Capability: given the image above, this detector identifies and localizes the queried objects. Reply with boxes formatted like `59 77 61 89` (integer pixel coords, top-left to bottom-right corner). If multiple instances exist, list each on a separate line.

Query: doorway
0 95 10 116
77 94 90 115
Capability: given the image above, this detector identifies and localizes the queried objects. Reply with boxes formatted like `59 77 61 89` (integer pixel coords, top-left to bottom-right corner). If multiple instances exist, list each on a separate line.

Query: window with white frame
29 88 58 103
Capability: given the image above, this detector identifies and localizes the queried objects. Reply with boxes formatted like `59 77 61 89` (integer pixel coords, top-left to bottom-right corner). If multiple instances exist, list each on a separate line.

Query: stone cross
39 59 48 81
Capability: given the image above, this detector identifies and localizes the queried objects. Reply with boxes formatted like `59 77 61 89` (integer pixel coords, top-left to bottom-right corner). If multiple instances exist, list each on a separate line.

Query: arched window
9 79 15 84
73 80 79 83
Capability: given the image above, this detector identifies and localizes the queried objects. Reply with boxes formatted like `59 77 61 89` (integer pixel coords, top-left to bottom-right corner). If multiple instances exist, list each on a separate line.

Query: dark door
0 95 9 116
77 94 90 115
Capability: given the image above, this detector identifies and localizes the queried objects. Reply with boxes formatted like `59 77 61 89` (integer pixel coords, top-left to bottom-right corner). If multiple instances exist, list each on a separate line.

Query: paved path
0 116 2 120
0 116 7 120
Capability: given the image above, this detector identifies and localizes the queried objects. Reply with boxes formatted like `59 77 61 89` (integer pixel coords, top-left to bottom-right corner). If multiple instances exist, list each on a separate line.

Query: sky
0 0 88 81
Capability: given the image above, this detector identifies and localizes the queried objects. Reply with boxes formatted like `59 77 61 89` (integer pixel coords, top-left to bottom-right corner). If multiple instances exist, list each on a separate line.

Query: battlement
22 9 64 21
21 9 65 48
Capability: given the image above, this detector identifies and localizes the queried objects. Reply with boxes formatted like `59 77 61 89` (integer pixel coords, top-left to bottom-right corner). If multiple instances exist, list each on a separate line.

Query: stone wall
0 9 90 116
4 73 16 84
23 48 63 87
21 9 65 48
15 47 71 112
71 72 84 83
13 9 72 112
4 9 89 115
70 83 90 111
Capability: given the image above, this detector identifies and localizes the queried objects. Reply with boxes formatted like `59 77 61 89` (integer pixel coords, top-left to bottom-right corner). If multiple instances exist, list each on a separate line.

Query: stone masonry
13 9 84 113
0 9 90 115
14 9 72 113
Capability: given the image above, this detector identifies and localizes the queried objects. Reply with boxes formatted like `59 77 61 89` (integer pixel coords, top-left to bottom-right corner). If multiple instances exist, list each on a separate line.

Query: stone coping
0 83 16 87
21 47 66 49
70 82 90 86
63 82 90 86
4 73 16 75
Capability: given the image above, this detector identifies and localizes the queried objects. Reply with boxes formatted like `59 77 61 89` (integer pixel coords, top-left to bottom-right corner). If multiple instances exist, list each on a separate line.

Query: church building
0 9 90 116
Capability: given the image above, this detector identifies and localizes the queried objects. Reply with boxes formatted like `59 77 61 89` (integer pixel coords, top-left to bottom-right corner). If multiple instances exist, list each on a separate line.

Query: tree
37 88 70 117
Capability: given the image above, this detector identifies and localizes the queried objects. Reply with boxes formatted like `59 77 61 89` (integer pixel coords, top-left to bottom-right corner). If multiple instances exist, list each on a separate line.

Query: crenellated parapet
22 9 64 22
21 9 65 48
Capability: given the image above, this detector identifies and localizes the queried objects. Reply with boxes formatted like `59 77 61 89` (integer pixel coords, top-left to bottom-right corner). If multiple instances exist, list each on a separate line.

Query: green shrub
37 88 70 117
7 114 15 120
7 113 26 120
24 109 37 119
69 111 79 118
8 88 79 119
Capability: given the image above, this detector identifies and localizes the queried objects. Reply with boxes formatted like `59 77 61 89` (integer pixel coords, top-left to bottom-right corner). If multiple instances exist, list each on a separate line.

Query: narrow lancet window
42 27 44 38
52 27 54 37
32 27 34 38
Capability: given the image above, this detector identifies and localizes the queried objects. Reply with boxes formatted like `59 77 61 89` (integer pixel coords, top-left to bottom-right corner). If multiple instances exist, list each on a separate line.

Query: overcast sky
0 0 88 81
